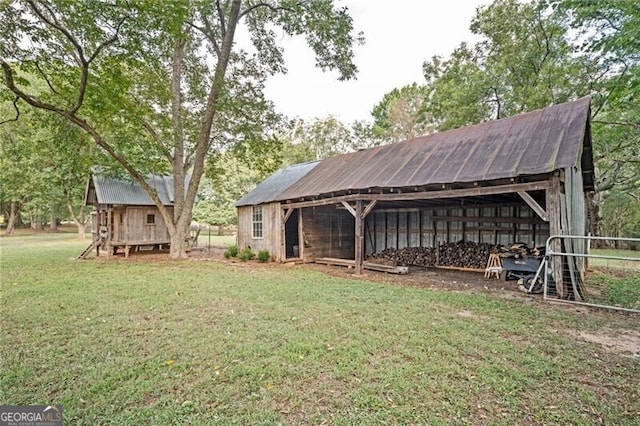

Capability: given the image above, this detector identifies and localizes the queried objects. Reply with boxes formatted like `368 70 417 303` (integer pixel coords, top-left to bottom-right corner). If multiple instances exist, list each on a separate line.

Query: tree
289 116 354 160
193 153 260 232
43 118 102 238
421 0 593 130
371 83 433 142
276 115 379 166
0 110 44 235
2 87 104 237
405 0 638 237
555 0 640 237
1 0 362 258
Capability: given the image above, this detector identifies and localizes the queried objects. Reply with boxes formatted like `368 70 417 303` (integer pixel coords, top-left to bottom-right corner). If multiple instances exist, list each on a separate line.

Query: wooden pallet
314 257 408 274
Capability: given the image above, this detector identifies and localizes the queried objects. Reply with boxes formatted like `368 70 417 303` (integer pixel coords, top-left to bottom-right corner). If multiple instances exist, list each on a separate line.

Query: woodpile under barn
236 97 595 298
369 242 541 270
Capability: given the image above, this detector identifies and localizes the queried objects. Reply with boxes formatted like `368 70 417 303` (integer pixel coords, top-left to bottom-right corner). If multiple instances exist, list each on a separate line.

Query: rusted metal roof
235 161 320 207
85 174 178 206
276 97 592 202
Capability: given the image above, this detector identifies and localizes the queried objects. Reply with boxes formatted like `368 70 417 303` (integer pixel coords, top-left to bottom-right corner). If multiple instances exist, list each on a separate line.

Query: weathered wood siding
237 203 283 260
302 205 355 261
110 206 171 243
127 207 170 243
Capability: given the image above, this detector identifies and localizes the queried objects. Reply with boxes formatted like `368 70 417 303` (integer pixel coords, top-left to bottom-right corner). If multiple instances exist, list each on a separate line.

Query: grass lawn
584 249 640 310
193 234 236 248
1 234 639 425
590 248 640 269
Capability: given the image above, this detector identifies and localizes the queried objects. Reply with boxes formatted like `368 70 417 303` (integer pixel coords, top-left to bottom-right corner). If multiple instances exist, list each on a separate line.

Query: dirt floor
99 246 640 358
119 246 529 294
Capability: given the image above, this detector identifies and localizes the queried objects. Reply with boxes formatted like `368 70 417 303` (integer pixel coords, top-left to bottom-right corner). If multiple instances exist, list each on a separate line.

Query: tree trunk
586 191 603 247
6 201 17 236
31 213 43 231
169 224 189 259
49 200 58 231
64 192 87 240
76 222 86 239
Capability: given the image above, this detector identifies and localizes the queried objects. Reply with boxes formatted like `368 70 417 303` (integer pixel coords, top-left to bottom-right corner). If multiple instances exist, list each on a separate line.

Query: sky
262 0 488 124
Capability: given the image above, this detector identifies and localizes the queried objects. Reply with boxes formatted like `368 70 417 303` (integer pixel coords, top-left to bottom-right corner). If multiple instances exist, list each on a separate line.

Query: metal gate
543 235 640 313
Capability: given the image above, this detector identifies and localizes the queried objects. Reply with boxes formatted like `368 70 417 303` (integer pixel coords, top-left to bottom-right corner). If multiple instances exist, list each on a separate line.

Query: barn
80 174 186 258
236 97 595 296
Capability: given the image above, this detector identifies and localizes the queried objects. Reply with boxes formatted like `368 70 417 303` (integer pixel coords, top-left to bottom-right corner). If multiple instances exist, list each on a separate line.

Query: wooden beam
361 200 378 219
283 207 294 223
518 191 548 221
431 215 545 224
355 200 363 275
341 201 356 217
314 257 409 274
282 181 551 209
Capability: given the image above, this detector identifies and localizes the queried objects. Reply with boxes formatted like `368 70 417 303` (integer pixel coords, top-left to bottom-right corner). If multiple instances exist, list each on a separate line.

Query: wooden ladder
76 237 103 260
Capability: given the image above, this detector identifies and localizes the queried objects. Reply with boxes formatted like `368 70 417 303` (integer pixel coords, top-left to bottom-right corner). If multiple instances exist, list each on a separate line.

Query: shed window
146 214 156 225
252 205 263 239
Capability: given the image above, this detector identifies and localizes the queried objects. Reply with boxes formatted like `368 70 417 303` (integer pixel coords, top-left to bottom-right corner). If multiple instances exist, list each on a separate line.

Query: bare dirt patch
573 328 640 358
457 310 490 321
304 262 535 299
98 249 544 303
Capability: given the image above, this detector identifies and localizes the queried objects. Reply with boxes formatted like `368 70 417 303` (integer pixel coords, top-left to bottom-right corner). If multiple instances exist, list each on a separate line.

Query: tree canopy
1 0 363 257
369 0 639 237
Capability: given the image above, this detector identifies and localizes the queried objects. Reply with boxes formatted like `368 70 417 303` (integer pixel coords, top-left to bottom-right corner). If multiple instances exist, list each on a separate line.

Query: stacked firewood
368 241 543 270
499 242 542 257
437 241 493 269
369 247 437 267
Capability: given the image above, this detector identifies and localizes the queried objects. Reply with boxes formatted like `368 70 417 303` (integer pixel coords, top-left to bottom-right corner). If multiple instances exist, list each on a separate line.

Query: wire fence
190 223 237 251
543 235 640 313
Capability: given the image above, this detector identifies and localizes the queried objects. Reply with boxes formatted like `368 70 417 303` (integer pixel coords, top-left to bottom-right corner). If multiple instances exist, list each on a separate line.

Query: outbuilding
81 174 184 258
236 98 595 297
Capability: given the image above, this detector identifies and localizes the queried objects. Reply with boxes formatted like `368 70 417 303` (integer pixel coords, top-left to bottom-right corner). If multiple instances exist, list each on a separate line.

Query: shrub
224 245 238 259
257 249 270 263
238 248 255 262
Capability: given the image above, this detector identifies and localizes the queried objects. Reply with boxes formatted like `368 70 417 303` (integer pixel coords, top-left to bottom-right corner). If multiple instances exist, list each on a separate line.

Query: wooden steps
76 237 103 260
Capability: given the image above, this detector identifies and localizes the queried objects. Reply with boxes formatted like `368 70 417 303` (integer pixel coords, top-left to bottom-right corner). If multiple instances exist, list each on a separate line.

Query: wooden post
106 208 112 259
298 208 304 262
280 207 286 261
419 209 423 248
546 174 564 298
355 199 363 275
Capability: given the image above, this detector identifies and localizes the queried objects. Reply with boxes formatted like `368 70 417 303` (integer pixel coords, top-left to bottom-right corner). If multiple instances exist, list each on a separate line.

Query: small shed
236 161 321 259
82 174 180 258
236 98 595 297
